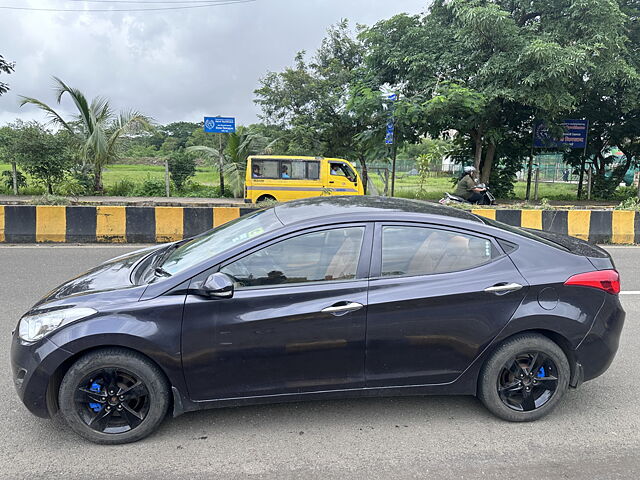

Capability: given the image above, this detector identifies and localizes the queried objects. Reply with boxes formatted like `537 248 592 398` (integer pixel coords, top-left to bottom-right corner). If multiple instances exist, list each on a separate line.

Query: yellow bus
244 155 364 203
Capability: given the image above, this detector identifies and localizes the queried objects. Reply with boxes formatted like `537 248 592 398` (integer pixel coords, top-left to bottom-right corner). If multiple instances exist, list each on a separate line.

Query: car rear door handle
484 283 523 295
321 302 364 316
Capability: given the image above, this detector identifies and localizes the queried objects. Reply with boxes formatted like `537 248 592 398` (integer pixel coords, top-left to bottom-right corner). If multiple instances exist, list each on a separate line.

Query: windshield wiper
154 266 172 278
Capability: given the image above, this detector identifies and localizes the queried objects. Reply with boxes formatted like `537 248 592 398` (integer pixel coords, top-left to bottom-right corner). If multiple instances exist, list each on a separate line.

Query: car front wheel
58 348 170 444
478 334 570 422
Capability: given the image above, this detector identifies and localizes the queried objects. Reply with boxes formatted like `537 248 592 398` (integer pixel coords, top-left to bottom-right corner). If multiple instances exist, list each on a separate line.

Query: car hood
34 246 162 307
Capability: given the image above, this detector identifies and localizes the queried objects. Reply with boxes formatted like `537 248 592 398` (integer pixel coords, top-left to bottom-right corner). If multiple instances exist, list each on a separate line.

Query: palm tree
20 77 150 192
188 126 276 197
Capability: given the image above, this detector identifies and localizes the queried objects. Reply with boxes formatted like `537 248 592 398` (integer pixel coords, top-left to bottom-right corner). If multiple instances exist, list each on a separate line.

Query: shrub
179 181 233 198
168 151 196 190
615 197 640 211
1 169 27 191
134 176 168 196
107 179 137 196
21 184 46 195
56 178 88 197
613 185 638 201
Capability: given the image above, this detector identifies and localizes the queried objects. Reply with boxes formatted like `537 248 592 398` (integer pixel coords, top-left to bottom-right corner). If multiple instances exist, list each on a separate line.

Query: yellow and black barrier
0 205 256 243
0 205 638 244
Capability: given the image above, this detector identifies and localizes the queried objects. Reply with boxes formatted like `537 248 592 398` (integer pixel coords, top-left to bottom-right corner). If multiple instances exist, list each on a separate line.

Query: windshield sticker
230 227 265 244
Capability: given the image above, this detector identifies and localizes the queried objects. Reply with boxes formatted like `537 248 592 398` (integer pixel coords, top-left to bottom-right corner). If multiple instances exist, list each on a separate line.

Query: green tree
20 77 150 193
0 54 14 96
168 150 196 191
254 20 376 188
162 122 201 149
359 0 634 189
11 121 72 194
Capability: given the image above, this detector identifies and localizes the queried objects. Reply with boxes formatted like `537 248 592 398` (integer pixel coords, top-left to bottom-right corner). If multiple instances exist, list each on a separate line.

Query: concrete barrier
0 205 637 244
0 205 256 243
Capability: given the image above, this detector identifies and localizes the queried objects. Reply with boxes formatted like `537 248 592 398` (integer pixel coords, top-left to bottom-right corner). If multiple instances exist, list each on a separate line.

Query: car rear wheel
58 348 169 444
478 334 570 422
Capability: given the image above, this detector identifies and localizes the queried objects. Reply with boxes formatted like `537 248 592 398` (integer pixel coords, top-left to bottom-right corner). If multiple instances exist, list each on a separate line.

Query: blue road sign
385 119 395 144
204 116 236 134
533 119 589 148
385 93 397 144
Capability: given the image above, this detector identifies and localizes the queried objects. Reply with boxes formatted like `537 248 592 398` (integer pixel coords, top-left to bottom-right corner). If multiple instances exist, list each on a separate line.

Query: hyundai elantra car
11 197 625 444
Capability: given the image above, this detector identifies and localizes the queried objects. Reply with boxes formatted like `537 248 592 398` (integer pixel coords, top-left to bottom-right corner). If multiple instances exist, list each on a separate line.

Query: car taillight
564 269 620 295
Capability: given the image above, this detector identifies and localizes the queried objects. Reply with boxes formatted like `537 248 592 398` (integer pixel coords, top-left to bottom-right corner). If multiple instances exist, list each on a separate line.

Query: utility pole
526 127 536 201
218 133 225 195
390 128 397 197
11 161 17 195
164 158 170 197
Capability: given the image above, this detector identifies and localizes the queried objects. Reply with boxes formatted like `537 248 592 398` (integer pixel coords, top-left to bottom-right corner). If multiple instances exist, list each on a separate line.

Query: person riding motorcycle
454 166 487 203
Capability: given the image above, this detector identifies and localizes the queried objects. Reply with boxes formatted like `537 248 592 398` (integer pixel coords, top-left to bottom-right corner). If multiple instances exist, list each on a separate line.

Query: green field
100 164 221 186
1 162 580 200
369 173 579 201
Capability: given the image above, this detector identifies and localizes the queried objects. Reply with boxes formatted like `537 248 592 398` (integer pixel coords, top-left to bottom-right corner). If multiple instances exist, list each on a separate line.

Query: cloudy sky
0 0 426 127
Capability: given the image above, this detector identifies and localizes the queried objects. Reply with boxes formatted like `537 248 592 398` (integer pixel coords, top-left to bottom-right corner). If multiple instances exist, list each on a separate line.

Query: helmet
463 166 476 174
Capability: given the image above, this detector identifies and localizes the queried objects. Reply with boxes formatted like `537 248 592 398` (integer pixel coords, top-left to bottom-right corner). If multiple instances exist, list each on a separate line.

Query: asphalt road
0 245 639 479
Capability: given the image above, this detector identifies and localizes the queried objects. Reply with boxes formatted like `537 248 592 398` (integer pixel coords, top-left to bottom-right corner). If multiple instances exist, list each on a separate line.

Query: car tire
58 348 170 444
478 334 570 422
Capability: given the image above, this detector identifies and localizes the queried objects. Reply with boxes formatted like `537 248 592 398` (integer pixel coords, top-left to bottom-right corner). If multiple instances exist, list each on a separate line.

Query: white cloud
0 0 426 126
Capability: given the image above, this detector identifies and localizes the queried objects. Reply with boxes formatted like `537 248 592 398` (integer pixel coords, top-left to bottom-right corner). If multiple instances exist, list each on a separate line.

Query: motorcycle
439 184 496 206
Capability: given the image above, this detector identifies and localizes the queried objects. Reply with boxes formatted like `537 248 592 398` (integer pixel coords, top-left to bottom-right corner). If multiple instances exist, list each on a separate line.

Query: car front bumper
11 332 73 418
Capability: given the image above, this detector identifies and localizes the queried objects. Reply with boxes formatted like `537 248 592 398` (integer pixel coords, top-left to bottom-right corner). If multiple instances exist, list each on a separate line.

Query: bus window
253 160 279 178
343 163 357 183
280 162 292 179
290 161 306 179
307 161 320 180
330 162 356 182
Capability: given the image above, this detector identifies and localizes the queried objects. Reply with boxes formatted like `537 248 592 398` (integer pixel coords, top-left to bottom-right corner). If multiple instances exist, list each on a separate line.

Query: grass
0 163 222 191
0 162 586 201
102 164 221 187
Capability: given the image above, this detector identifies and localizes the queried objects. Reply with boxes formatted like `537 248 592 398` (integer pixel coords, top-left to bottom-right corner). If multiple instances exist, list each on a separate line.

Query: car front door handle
321 302 364 316
484 283 523 295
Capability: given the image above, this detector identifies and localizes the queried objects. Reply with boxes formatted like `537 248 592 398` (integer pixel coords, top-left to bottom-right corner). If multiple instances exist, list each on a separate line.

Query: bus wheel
256 194 276 204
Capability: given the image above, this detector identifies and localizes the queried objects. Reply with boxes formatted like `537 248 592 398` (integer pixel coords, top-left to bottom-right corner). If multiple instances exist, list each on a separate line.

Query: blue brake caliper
537 366 546 378
88 382 103 412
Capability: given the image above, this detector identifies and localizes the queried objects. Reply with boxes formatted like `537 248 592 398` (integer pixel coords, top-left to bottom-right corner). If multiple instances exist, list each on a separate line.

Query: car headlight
18 307 97 342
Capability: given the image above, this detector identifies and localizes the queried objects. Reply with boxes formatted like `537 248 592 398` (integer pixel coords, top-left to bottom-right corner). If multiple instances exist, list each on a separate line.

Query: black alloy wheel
497 352 559 412
59 348 169 444
75 368 150 434
478 334 570 422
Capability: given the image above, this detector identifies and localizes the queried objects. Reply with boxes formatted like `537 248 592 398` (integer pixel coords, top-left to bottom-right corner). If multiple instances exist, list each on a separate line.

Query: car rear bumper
10 333 73 418
574 294 625 383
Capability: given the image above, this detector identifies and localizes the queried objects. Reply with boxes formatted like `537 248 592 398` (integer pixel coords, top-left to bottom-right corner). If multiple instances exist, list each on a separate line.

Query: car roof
273 196 482 226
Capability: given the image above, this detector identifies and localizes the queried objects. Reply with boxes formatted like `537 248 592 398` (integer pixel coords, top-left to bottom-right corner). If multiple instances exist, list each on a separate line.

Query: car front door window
220 227 365 288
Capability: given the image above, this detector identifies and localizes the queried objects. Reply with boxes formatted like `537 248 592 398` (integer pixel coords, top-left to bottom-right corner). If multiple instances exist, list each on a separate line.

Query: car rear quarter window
381 226 499 277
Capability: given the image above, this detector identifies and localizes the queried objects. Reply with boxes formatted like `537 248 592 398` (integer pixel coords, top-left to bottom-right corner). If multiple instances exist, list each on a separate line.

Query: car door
326 162 358 195
182 223 373 401
365 222 528 387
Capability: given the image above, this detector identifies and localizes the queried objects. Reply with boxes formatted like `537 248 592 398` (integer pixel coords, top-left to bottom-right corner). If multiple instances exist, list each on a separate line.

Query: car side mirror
196 272 234 299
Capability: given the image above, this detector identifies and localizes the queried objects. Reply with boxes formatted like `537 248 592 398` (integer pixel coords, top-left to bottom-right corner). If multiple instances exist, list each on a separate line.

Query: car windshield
160 209 283 276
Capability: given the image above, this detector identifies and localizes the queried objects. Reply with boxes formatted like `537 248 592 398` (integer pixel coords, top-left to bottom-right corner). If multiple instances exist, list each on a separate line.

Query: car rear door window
381 225 498 277
221 227 365 288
